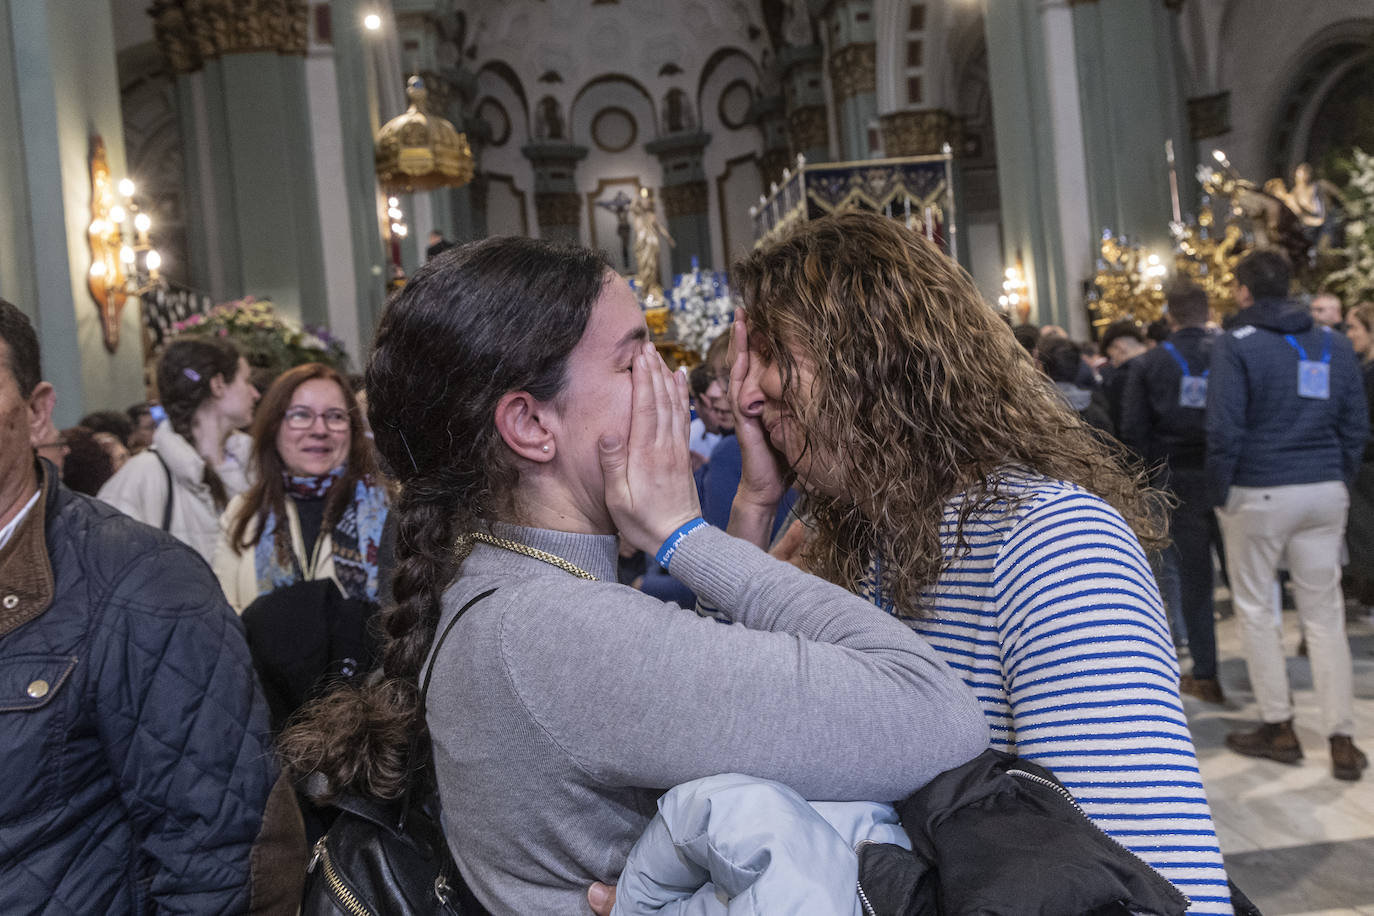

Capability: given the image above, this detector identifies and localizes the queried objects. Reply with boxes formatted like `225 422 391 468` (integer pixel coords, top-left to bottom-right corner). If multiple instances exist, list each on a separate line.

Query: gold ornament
375 75 474 195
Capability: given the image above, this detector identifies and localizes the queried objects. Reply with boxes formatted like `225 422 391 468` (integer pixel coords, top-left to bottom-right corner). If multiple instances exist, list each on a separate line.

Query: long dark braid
279 237 608 802
156 337 241 511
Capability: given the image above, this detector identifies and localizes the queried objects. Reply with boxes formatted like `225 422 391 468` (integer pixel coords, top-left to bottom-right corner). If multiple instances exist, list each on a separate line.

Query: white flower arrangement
1325 147 1374 303
668 266 737 359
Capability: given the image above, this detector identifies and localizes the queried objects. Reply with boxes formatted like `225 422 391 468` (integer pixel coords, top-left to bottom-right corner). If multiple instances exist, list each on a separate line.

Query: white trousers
1216 481 1355 736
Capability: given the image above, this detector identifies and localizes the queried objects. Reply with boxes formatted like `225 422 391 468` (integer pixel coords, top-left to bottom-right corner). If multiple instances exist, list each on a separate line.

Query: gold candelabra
87 136 160 353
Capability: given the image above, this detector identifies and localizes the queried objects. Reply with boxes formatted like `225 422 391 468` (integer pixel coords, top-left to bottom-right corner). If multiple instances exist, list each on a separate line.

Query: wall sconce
998 262 1031 324
87 136 160 352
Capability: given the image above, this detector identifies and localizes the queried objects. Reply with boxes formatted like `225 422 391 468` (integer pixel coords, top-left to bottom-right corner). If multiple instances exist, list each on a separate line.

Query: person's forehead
290 379 346 405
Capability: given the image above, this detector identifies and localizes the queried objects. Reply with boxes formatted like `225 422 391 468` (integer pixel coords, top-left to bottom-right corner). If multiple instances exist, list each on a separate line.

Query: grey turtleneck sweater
426 522 988 915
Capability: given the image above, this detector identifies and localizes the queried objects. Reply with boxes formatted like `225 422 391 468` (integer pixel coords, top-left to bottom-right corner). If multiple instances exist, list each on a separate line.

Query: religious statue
1283 163 1345 258
535 96 565 141
630 187 675 301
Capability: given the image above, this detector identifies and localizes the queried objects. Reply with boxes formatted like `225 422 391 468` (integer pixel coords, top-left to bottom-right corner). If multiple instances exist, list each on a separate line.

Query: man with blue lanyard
1120 281 1223 704
1207 250 1369 781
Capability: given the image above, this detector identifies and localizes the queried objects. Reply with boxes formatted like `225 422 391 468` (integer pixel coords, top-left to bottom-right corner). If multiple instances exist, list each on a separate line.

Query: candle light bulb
134 213 151 233
120 246 135 264
90 261 107 278
110 205 126 224
145 250 161 272
387 197 399 207
118 178 135 197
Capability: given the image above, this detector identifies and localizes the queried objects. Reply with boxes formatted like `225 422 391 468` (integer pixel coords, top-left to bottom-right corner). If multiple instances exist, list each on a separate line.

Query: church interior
3 1 1374 913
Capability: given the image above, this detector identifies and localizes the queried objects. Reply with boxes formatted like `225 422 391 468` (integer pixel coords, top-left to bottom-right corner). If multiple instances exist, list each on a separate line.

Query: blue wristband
655 518 708 570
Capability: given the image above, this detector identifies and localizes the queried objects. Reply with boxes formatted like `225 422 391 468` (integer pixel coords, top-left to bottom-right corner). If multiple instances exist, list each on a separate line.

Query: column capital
788 105 828 155
829 42 876 103
879 109 963 157
148 0 308 75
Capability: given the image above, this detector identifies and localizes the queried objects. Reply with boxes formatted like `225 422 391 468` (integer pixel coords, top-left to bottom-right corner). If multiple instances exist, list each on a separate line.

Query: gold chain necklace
463 531 599 581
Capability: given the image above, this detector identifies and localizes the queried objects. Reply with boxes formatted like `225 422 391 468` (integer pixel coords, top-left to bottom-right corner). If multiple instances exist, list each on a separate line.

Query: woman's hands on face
599 341 703 554
728 310 788 510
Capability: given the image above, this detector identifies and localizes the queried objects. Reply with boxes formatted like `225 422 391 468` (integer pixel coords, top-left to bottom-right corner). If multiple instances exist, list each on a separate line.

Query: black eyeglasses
283 406 351 431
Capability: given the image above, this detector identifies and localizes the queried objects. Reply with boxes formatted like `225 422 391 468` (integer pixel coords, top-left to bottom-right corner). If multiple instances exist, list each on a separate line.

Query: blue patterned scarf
253 466 389 603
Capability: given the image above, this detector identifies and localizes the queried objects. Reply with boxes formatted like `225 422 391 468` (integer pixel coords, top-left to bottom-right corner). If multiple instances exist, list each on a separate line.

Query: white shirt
0 489 41 552
689 418 722 460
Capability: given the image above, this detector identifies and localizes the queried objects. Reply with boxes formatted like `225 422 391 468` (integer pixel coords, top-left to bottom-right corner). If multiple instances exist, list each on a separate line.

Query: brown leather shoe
1330 735 1368 781
1180 676 1225 704
1226 720 1303 764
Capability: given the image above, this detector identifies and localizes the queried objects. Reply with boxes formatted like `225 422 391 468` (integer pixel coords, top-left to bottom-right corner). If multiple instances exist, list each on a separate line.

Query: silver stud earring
542 445 550 452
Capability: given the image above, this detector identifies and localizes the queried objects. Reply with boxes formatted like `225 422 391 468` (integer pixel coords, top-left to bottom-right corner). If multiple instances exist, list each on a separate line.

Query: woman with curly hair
726 210 1233 915
278 235 988 913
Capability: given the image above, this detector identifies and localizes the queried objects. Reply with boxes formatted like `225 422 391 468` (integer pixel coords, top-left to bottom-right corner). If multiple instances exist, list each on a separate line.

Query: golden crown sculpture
375 75 474 194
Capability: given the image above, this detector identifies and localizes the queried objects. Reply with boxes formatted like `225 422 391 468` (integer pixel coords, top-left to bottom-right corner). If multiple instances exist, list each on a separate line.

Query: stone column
779 44 829 165
821 0 877 161
149 0 329 327
522 141 588 245
751 93 792 188
646 132 712 276
0 0 144 420
1068 0 1193 253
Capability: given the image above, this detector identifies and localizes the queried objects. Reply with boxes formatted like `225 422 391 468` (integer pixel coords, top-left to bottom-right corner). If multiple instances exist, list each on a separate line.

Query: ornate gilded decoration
787 105 828 154
752 153 955 255
662 181 709 219
375 76 475 195
1172 201 1244 315
880 109 963 157
85 138 163 353
86 137 128 352
148 0 307 75
829 43 876 103
535 191 582 228
1089 232 1169 327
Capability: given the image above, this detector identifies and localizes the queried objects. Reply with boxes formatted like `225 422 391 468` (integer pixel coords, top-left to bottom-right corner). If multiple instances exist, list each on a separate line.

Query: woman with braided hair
98 336 258 560
279 235 987 914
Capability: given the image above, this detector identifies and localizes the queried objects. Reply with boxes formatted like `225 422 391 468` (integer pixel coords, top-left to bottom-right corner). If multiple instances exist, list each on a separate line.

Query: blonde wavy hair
731 210 1166 616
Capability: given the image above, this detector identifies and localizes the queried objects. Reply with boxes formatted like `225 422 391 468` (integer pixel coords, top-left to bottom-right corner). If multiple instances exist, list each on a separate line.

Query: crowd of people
0 210 1368 914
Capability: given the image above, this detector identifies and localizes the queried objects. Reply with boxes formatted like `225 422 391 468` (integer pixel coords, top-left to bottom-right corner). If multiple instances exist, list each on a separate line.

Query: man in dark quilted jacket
0 299 306 914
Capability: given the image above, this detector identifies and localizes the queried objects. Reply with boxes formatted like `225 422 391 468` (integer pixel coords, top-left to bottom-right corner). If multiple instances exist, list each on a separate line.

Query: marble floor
1181 598 1374 915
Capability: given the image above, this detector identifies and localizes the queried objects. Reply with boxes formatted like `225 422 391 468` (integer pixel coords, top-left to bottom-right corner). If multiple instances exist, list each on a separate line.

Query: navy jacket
0 462 304 914
1119 326 1214 475
1205 298 1368 507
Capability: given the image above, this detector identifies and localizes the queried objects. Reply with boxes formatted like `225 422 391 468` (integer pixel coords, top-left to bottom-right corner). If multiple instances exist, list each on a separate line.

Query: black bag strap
399 587 497 834
149 447 174 532
420 587 497 712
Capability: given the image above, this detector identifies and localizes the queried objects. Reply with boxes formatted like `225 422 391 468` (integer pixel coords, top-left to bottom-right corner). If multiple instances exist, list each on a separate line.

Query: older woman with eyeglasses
213 362 389 614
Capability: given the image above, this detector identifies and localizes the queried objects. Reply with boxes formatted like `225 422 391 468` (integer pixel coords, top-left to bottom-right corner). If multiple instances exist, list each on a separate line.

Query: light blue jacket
611 774 909 915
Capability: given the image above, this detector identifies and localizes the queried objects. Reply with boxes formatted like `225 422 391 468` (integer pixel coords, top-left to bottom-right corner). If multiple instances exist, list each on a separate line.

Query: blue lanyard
1161 342 1207 378
1284 328 1332 364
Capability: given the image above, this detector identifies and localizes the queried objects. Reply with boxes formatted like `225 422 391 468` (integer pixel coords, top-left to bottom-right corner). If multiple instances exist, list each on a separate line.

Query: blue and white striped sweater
867 470 1232 915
